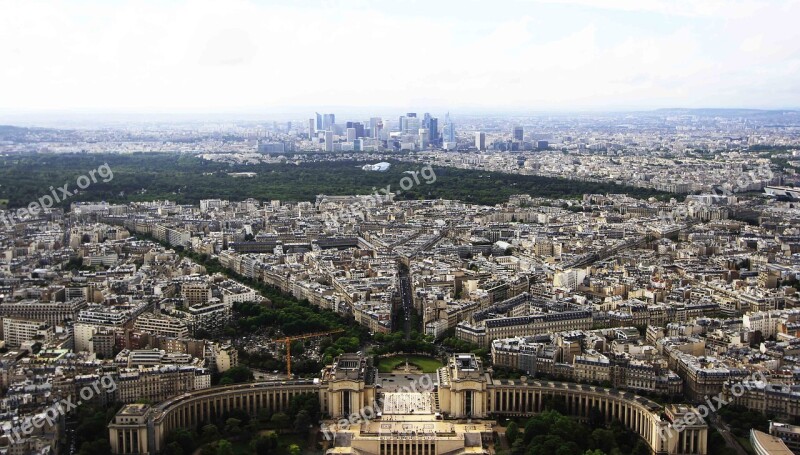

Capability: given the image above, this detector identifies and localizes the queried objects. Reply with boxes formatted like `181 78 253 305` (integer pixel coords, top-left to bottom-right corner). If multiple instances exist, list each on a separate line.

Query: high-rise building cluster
302 110 456 152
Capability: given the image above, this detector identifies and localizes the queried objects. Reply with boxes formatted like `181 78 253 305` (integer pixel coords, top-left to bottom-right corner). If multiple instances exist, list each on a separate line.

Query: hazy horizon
2 106 799 130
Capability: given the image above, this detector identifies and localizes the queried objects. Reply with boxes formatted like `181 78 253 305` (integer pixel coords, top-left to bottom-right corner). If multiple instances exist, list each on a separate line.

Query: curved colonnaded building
110 353 707 455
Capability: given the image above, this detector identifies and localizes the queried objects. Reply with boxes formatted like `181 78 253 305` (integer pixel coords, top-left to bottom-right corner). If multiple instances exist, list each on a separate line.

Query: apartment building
743 310 783 339
181 281 211 307
216 280 259 305
574 351 612 384
459 310 593 347
727 381 800 421
115 365 211 404
73 320 127 356
1 318 53 348
77 304 141 327
0 298 87 326
184 299 231 337
133 312 189 338
207 343 238 373
152 224 190 248
668 349 750 400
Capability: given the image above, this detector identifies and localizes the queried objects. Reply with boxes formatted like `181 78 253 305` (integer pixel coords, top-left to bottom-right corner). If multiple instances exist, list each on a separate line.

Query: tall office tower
404 117 420 134
513 126 524 141
308 119 316 139
418 128 429 149
315 112 323 131
323 113 335 131
430 118 439 144
398 115 406 132
406 112 417 118
423 114 439 144
443 112 456 143
325 131 334 152
475 132 486 150
286 121 292 133
346 128 356 142
346 122 365 138
369 117 382 138
380 118 393 136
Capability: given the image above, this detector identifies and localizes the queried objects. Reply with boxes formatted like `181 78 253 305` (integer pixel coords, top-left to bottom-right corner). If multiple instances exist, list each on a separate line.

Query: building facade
110 353 707 455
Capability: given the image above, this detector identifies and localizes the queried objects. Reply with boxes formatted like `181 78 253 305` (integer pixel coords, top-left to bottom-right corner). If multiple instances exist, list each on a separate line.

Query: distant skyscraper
308 118 315 139
418 128 429 149
346 128 356 142
315 112 323 131
423 114 439 145
325 131 334 152
369 117 382 138
443 112 456 144
407 112 417 118
346 122 365 138
323 113 335 131
398 115 406 133
286 121 292 132
475 132 486 150
513 126 524 141
403 117 420 134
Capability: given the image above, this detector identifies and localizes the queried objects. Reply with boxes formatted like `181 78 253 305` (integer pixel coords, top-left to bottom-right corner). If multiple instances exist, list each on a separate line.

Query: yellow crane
282 329 345 378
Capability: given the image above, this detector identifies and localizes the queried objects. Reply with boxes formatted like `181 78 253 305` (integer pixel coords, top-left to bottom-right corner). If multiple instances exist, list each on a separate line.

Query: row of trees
717 404 770 437
163 392 320 455
500 402 753 455
216 365 255 385
371 330 437 356
232 300 356 338
176 248 367 341
73 404 124 455
441 335 490 361
500 409 650 455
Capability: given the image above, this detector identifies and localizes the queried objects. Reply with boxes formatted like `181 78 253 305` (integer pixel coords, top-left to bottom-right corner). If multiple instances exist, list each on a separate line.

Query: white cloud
0 0 798 113
526 0 767 18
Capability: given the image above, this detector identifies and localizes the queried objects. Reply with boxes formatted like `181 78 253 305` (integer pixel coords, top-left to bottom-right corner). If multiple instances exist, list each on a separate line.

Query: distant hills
0 125 57 141
648 108 800 117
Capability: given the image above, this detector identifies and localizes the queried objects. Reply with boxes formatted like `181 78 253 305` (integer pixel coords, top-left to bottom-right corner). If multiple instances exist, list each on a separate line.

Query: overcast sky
1 0 799 114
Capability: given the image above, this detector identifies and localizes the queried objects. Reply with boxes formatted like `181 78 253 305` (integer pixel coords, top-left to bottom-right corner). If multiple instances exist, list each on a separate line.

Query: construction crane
282 329 345 378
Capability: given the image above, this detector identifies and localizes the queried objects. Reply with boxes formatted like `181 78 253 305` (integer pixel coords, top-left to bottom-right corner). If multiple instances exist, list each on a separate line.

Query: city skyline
1 0 799 114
